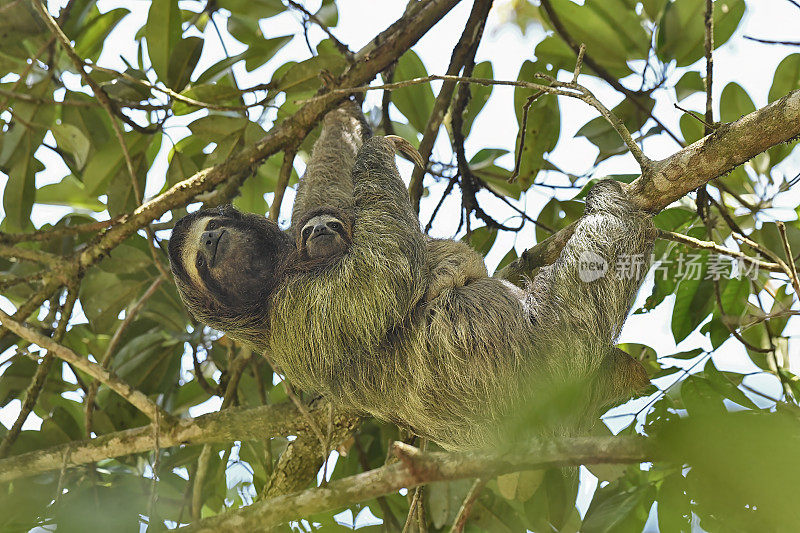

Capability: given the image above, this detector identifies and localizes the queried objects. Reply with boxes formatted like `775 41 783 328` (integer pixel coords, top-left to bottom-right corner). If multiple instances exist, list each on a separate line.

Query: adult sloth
168 103 653 450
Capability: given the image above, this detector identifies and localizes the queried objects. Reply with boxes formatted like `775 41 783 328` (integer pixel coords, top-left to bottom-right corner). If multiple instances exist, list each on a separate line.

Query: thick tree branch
0 401 338 483
497 88 800 281
181 436 654 532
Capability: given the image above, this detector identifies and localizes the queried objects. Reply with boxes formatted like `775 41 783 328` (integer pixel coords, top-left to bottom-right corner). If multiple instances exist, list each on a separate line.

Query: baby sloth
292 206 353 271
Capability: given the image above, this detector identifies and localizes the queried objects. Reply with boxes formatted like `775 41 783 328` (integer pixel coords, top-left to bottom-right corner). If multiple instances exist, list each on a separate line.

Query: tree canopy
0 0 799 531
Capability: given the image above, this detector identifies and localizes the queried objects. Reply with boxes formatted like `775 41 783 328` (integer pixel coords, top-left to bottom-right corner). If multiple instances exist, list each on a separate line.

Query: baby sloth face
301 213 350 259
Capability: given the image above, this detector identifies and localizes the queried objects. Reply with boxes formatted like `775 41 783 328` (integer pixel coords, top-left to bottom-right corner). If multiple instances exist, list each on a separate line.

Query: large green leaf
719 82 755 123
167 36 204 92
73 7 129 63
768 53 800 103
146 0 181 82
36 175 105 211
513 60 560 188
542 0 650 77
392 50 435 133
657 0 745 67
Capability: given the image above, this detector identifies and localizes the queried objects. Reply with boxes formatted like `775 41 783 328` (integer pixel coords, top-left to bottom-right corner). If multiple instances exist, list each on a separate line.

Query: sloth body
169 102 654 450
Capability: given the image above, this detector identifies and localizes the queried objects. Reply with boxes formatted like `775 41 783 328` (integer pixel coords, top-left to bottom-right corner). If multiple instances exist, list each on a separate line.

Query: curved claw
385 135 426 170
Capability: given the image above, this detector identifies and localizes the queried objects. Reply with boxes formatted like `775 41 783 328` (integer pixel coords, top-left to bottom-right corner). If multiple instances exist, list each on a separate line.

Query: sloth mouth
310 231 334 241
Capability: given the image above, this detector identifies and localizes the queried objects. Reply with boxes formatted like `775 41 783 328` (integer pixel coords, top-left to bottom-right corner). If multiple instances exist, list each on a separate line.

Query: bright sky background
1 0 799 528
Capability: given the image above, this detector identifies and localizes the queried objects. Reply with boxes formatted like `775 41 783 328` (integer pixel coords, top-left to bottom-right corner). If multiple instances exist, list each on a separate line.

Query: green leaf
679 111 705 144
542 0 650 77
146 0 182 82
462 61 494 136
114 330 182 394
81 132 150 195
719 82 756 123
653 207 694 232
52 123 91 170
245 35 293 72
1 133 38 232
576 95 654 161
582 483 654 533
703 359 758 410
719 276 750 318
465 226 497 256
514 60 560 187
36 175 104 211
79 270 148 334
768 53 800 103
73 7 129 63
174 81 243 115
681 374 726 416
656 473 691 532
665 348 704 360
392 50 435 133
217 0 285 19
167 36 204 92
675 70 705 101
671 266 715 343
314 0 338 27
657 0 745 67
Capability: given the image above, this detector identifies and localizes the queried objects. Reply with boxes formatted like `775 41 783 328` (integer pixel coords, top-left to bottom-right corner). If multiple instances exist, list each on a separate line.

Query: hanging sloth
168 100 654 450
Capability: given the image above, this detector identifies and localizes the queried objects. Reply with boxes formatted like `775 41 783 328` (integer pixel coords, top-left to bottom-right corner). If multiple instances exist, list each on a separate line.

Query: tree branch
0 401 339 483
0 309 172 424
408 0 493 213
497 88 800 281
181 436 654 532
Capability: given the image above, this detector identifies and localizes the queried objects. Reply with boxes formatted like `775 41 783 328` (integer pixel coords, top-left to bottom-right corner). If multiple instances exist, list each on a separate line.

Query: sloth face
169 205 292 313
300 214 349 259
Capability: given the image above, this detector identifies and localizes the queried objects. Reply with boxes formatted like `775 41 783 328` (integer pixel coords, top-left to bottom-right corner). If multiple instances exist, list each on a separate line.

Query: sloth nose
200 229 224 264
312 224 332 236
202 229 224 248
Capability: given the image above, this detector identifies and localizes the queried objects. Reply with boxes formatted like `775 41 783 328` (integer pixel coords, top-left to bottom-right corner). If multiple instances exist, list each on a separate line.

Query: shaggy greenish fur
169 104 654 451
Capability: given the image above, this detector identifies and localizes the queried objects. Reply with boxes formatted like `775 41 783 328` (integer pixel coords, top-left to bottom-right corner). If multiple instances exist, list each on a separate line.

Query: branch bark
0 308 172 424
0 401 338 483
181 436 654 532
497 88 800 281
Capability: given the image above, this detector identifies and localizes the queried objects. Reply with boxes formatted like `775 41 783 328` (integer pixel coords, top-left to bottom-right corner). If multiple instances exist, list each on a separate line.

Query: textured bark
0 401 337 483
182 436 654 532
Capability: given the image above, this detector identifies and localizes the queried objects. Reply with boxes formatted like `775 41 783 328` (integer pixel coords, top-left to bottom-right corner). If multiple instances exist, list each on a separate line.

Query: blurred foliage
0 0 799 531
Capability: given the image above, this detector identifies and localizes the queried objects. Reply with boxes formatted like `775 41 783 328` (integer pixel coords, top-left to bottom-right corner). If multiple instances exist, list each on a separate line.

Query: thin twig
85 277 165 438
743 36 800 46
776 221 800 296
658 230 782 272
31 0 142 202
539 0 684 146
0 287 78 458
449 478 486 533
0 217 119 244
674 103 716 131
304 73 651 172
704 0 714 135
285 0 352 57
407 0 493 213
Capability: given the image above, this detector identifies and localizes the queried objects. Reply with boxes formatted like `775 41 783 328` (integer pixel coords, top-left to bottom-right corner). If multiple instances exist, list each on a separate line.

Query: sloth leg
527 179 655 398
291 100 371 234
